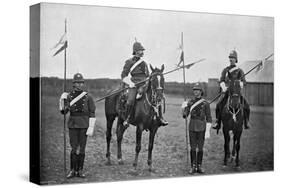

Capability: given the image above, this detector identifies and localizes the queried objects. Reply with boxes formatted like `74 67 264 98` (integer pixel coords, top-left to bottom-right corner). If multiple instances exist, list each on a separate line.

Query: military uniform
60 73 96 178
121 41 168 126
214 50 250 130
121 55 150 107
182 84 212 174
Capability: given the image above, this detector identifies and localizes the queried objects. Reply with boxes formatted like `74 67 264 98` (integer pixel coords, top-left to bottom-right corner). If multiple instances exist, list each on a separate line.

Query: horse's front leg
231 133 236 163
223 130 230 166
235 131 242 167
116 117 127 165
105 115 115 165
133 126 142 170
147 127 158 172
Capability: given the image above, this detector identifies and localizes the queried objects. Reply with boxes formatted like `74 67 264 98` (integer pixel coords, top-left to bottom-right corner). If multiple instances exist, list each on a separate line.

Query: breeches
126 88 137 106
69 128 88 154
189 131 205 151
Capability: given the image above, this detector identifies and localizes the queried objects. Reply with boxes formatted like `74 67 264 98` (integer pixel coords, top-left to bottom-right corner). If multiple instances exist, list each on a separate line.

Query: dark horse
104 65 165 171
221 80 247 168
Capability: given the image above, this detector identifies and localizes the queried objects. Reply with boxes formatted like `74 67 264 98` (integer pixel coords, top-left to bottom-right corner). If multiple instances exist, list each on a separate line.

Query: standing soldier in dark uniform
213 50 250 131
59 73 96 178
121 41 168 127
182 83 212 174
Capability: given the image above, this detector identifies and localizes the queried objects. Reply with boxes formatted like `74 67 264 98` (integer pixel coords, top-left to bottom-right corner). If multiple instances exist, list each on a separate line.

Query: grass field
39 94 273 185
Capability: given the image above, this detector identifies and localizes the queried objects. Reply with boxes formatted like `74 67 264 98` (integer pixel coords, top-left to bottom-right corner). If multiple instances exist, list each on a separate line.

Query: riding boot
66 153 75 179
189 150 197 174
77 154 86 178
197 151 205 173
123 104 133 128
158 106 168 126
74 153 79 177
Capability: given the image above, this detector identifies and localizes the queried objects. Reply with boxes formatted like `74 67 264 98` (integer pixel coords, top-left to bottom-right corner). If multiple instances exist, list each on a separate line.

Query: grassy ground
39 94 273 185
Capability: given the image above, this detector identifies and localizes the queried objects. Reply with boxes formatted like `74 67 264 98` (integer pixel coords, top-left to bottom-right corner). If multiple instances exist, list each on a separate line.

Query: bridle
227 80 242 123
144 72 165 116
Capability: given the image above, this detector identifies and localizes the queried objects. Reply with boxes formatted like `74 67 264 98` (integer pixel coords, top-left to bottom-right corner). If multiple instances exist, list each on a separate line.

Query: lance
95 58 205 103
209 53 274 104
180 32 190 166
63 19 67 180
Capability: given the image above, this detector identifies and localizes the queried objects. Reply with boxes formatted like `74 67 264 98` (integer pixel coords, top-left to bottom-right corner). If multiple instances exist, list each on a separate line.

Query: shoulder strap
228 66 239 73
190 98 205 113
70 91 87 107
129 58 144 73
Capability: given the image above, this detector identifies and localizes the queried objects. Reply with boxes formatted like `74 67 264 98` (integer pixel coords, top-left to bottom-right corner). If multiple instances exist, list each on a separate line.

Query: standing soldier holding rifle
213 50 250 132
59 73 96 178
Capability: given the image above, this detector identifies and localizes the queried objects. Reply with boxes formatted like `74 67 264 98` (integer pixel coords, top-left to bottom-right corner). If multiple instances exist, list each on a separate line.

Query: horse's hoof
118 160 124 165
235 165 241 170
127 169 139 176
105 160 112 166
133 163 137 167
149 168 157 173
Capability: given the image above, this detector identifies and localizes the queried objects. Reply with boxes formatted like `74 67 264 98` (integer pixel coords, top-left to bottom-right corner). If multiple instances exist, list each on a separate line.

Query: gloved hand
181 101 188 109
240 81 244 89
220 82 227 92
86 117 96 136
123 76 135 88
59 92 68 111
205 122 212 138
181 101 188 118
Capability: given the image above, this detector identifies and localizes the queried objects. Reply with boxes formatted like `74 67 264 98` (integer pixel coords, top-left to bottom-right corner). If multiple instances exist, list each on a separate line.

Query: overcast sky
39 3 274 82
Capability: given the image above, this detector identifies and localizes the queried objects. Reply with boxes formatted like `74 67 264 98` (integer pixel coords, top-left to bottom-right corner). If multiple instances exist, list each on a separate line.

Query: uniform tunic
61 89 96 154
121 56 150 105
220 64 246 85
183 97 212 151
121 56 149 84
65 89 96 128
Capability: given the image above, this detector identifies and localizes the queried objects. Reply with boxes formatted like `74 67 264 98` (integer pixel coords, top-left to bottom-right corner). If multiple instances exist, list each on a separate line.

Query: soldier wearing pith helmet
182 83 212 174
121 40 168 127
213 50 250 132
59 73 96 178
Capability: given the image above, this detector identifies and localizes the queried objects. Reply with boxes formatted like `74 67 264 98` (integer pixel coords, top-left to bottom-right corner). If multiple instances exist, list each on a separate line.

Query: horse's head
149 64 165 103
228 80 241 109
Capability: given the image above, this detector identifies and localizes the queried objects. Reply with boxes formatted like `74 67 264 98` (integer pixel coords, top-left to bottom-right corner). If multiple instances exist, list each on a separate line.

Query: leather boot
66 153 76 179
189 150 197 174
197 151 205 174
123 104 133 128
77 154 86 178
74 154 79 177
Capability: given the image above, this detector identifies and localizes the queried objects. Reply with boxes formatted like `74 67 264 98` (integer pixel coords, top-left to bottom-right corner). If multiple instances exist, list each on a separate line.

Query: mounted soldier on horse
121 41 168 127
213 50 250 132
104 41 168 169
